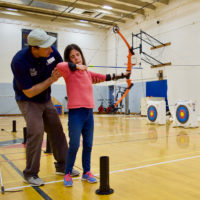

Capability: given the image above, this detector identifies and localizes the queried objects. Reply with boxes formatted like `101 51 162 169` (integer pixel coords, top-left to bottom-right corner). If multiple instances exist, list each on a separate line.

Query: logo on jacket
30 68 37 76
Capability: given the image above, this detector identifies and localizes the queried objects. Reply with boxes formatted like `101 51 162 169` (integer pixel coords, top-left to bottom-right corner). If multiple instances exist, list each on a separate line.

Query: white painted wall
106 0 200 116
1 0 200 116
0 14 109 114
0 14 108 85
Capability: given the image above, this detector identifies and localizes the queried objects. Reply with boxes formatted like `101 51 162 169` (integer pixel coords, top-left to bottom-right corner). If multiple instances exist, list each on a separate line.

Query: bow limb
113 26 134 107
114 79 132 107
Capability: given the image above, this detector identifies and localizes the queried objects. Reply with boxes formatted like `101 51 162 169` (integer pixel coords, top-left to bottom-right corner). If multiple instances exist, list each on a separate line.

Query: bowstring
87 27 113 110
87 27 113 66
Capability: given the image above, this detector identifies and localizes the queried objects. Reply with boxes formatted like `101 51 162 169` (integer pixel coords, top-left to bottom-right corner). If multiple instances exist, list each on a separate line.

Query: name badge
47 57 55 65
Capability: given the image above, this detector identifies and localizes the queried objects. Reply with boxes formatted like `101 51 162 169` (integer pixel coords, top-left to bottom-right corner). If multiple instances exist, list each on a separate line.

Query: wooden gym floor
1 114 200 200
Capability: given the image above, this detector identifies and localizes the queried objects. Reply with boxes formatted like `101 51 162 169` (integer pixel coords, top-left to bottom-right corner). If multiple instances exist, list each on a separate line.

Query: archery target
176 105 189 124
147 100 166 125
173 100 199 128
147 105 157 122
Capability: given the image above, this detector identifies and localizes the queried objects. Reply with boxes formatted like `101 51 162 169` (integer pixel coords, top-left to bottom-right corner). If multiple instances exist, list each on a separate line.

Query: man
11 28 79 186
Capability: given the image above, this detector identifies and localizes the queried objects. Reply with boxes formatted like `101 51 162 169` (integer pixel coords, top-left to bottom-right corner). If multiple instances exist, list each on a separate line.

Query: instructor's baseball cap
27 28 56 48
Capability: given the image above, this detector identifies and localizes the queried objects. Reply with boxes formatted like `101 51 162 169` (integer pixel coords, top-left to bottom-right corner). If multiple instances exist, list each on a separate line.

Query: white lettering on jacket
30 68 37 76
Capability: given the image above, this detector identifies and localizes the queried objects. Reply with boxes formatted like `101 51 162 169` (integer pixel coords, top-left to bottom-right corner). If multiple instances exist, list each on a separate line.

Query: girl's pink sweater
56 62 106 109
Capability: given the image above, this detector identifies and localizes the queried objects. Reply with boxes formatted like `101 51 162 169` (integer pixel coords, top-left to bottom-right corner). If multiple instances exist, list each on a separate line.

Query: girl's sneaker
64 173 73 187
81 171 97 183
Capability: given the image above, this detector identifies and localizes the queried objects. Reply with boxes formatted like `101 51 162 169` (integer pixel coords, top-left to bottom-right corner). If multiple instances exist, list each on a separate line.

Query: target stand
173 100 199 128
147 100 166 125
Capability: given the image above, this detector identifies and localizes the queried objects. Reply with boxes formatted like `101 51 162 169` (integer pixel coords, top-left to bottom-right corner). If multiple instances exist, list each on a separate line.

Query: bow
113 26 134 108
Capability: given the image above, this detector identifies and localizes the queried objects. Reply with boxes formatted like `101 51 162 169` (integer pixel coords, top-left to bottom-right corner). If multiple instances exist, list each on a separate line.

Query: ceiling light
102 5 112 10
75 22 90 27
0 11 22 16
80 20 88 23
6 8 18 11
70 8 84 14
96 9 112 14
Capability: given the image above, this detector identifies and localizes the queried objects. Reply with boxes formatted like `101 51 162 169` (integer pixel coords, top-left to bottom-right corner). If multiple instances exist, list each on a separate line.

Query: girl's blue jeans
65 108 94 174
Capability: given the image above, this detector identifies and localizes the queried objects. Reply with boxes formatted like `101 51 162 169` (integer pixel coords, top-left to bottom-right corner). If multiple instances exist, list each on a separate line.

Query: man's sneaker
24 175 44 186
71 169 80 177
56 168 80 177
81 172 97 183
55 169 65 175
64 174 73 187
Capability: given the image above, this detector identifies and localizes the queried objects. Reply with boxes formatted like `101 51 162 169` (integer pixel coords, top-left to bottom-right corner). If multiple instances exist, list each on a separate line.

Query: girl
56 44 130 187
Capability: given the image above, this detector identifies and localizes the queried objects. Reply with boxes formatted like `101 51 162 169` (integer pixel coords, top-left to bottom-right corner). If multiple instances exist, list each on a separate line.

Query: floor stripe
0 154 50 163
0 139 23 146
5 177 81 191
1 154 53 200
4 154 200 192
1 154 23 176
33 186 52 200
110 154 200 174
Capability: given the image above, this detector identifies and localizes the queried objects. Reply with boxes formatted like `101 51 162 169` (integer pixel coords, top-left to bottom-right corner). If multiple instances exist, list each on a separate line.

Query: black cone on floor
96 156 114 195
44 135 52 153
22 127 27 144
12 120 16 132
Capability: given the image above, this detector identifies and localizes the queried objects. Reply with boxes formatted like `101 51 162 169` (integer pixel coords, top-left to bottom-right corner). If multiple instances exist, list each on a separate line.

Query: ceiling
0 0 169 28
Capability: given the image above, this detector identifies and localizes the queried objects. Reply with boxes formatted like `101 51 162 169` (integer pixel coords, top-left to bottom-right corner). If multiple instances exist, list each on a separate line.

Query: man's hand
51 68 61 82
23 69 60 98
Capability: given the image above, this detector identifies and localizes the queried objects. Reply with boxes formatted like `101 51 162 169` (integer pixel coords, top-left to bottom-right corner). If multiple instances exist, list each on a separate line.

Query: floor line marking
1 154 53 199
5 177 81 191
5 154 200 191
110 154 200 174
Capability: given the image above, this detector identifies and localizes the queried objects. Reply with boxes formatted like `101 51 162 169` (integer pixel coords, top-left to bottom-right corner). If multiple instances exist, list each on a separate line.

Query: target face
176 105 189 124
147 106 157 122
